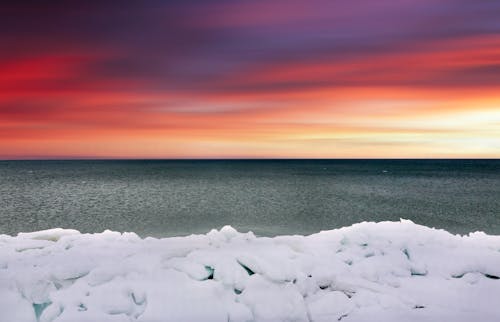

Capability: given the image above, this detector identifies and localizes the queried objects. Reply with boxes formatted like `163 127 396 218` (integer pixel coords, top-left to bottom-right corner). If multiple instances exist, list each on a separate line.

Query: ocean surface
0 159 499 237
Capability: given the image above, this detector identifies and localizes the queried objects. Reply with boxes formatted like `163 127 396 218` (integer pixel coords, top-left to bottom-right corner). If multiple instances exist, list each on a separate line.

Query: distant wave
1 220 500 321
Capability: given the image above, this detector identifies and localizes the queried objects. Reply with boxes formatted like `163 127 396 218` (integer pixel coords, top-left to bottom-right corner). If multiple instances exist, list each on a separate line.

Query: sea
0 159 499 237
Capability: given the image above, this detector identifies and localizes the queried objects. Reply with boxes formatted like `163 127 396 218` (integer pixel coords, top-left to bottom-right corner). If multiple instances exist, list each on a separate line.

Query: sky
1 0 499 159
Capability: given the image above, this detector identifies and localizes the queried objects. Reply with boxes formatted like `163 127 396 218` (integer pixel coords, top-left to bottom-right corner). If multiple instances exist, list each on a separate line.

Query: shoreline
1 220 500 321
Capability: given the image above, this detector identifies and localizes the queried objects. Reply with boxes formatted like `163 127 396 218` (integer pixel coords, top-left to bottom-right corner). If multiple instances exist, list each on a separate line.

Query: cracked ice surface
1 220 500 322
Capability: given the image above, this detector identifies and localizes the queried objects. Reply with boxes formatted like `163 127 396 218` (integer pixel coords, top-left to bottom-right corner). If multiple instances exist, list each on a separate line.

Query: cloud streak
1 0 499 158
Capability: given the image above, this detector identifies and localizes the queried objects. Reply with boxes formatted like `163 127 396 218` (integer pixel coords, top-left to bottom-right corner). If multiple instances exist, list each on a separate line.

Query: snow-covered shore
1 220 500 322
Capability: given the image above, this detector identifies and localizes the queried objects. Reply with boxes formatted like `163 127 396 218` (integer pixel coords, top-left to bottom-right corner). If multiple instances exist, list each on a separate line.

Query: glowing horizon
1 1 499 159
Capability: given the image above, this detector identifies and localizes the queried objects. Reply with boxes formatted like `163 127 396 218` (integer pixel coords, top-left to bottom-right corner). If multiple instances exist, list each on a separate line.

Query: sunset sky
1 0 499 159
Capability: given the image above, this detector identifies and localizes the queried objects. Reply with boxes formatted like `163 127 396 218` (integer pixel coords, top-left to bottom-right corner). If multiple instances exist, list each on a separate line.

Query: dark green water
0 160 499 237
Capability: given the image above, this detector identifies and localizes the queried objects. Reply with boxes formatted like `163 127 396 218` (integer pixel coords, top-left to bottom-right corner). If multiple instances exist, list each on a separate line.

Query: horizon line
1 157 499 161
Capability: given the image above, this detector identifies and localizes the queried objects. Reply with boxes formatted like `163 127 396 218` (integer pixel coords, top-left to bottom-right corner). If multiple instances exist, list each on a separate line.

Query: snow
1 220 500 322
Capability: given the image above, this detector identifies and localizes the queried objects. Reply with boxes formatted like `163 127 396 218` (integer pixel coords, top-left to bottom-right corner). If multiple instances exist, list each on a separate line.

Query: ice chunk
17 228 80 242
308 291 354 321
1 222 500 321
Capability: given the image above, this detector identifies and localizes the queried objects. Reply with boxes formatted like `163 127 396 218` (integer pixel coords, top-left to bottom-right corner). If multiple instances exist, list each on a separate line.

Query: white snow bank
1 220 500 322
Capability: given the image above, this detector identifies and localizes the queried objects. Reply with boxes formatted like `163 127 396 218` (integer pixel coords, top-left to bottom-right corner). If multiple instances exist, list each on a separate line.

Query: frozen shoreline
1 220 500 322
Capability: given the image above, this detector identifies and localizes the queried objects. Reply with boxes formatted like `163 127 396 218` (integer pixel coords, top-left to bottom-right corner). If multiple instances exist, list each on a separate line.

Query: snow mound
1 220 500 322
